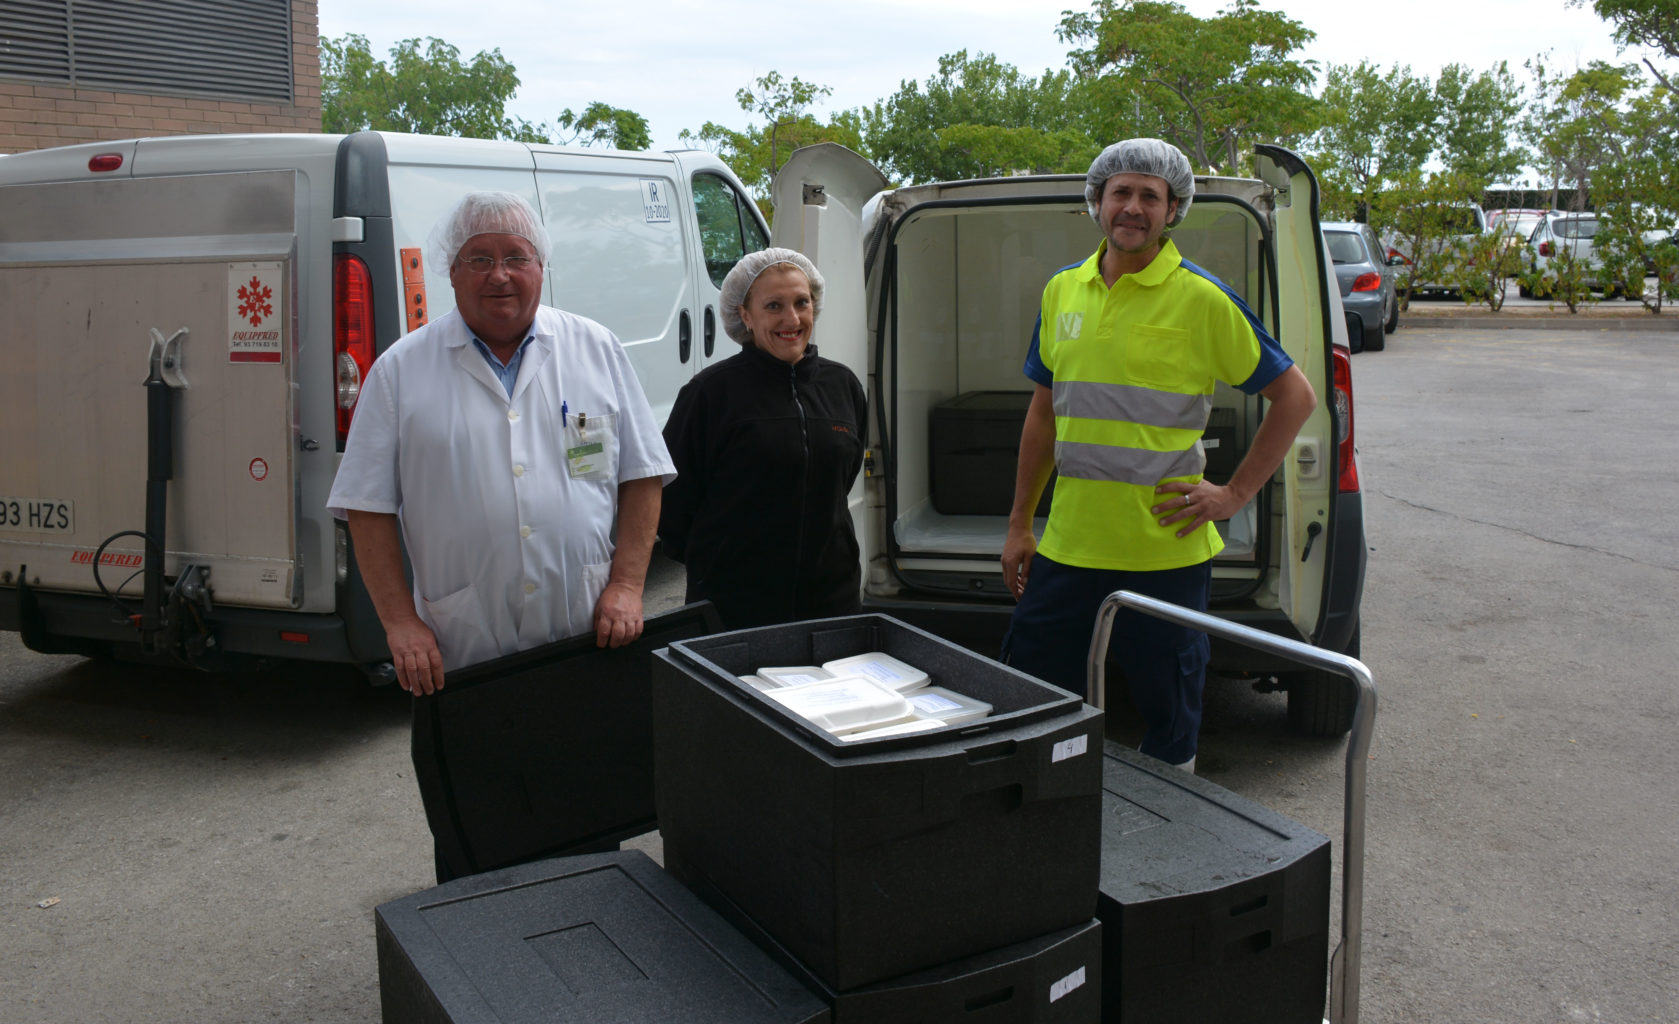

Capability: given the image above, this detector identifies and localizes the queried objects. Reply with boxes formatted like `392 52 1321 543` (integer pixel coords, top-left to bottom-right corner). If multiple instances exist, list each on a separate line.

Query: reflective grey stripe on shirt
1055 439 1206 485
1052 379 1210 431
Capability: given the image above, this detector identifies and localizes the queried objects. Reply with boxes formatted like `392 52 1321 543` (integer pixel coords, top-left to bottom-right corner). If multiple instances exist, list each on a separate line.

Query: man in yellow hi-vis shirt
1001 139 1317 773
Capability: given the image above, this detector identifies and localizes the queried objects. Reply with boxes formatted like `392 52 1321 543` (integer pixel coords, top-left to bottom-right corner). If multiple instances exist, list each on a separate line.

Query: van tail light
334 254 375 445
1351 272 1381 292
1539 241 1553 257
1385 247 1411 266
1332 346 1359 494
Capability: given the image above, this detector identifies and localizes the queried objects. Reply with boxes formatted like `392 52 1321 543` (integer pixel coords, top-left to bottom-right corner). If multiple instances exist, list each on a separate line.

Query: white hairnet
425 191 552 273
1085 138 1195 228
720 247 825 347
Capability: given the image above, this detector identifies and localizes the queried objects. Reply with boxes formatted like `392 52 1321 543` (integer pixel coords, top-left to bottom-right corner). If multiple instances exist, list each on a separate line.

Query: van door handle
704 306 716 358
679 310 692 363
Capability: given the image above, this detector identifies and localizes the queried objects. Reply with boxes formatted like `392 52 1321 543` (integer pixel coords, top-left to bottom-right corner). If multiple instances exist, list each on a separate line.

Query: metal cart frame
1087 590 1376 1024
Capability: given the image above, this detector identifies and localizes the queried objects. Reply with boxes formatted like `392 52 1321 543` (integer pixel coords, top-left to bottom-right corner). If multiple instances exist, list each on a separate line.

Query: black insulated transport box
374 849 830 1024
411 603 721 879
929 391 1055 516
660 873 1102 1024
1097 743 1331 1024
651 613 1104 991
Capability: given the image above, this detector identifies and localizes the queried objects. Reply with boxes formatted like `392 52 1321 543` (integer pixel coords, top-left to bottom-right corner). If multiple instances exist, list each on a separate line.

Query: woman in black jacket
659 248 867 629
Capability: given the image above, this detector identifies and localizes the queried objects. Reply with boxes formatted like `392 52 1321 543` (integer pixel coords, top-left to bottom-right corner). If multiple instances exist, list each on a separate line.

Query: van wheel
1282 625 1360 737
1285 672 1357 736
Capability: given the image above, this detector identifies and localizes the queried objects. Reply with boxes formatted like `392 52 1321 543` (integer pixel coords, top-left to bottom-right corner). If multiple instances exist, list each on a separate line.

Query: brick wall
0 0 321 155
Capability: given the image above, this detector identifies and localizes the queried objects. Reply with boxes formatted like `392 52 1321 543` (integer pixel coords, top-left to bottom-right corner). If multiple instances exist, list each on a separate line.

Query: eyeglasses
456 255 538 274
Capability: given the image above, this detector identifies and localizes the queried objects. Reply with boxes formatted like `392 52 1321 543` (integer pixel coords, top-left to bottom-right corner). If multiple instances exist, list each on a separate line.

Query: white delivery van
0 130 768 670
769 144 1367 735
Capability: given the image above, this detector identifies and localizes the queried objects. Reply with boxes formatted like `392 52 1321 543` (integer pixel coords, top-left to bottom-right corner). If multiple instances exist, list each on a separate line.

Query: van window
693 173 767 287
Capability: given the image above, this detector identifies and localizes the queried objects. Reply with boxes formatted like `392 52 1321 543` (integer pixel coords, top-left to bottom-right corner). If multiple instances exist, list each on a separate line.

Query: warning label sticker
228 262 283 363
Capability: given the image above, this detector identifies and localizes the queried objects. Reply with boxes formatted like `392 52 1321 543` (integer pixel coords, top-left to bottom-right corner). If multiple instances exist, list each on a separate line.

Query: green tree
680 72 862 203
859 51 1099 184
552 102 652 151
1056 0 1320 175
321 34 651 150
1309 61 1435 220
1575 0 1679 89
321 34 531 138
1432 62 1527 183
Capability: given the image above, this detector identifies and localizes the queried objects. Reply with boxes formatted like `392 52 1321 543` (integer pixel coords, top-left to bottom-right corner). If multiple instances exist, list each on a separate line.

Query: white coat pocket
565 411 618 480
421 582 502 671
567 560 613 640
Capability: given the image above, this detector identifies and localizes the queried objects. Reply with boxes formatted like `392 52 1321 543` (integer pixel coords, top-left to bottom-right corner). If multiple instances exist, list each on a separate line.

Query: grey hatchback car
1323 221 1399 351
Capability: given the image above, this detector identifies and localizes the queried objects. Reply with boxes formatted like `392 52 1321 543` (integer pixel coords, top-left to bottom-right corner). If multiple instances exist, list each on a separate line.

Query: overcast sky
319 0 1650 165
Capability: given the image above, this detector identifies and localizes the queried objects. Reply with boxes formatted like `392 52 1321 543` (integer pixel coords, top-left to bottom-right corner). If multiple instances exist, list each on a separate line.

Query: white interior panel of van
887 196 1272 571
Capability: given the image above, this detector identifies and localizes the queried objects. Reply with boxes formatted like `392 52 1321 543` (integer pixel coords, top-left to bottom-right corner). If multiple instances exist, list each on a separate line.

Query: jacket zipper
790 362 810 616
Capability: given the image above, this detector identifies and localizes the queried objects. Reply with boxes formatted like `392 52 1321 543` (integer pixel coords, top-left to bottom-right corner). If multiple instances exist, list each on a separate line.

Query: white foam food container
904 685 993 726
762 674 915 736
819 651 930 693
756 664 835 687
839 718 947 742
737 674 782 693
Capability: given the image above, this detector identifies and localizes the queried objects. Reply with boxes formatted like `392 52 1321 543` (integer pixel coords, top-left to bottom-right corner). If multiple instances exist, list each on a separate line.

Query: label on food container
1050 734 1088 763
1049 965 1087 1002
909 693 962 714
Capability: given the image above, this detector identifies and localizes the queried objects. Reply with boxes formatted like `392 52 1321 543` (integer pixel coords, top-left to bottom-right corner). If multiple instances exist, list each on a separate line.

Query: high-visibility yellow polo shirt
1023 238 1292 571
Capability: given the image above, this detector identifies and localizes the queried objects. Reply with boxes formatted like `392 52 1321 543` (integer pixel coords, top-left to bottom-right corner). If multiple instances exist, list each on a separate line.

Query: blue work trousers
1002 555 1212 765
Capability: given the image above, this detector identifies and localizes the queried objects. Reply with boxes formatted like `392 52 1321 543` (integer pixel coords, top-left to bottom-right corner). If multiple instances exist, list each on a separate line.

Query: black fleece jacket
659 343 867 629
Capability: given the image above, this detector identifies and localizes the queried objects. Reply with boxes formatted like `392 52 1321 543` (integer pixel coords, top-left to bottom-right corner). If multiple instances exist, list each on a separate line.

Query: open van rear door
1252 145 1343 646
769 144 889 591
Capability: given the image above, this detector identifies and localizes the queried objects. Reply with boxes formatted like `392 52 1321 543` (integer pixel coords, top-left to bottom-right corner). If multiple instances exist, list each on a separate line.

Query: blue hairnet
426 191 553 273
1085 139 1195 228
720 247 825 347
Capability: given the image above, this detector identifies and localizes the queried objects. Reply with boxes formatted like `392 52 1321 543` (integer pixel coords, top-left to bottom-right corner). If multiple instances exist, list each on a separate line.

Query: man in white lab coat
327 191 675 695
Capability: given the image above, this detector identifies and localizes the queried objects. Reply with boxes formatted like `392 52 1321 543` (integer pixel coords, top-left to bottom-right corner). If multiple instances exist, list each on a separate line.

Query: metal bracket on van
146 327 189 389
803 183 828 207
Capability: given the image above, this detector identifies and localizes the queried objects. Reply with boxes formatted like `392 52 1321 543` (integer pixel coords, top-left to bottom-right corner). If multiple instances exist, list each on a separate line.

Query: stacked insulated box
651 614 1107 1022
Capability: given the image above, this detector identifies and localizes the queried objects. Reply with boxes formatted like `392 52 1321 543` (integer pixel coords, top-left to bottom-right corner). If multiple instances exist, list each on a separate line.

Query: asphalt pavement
2 323 1677 1022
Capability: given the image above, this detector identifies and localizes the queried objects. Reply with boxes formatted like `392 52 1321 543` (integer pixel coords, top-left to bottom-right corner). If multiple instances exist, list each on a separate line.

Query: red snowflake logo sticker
237 276 274 327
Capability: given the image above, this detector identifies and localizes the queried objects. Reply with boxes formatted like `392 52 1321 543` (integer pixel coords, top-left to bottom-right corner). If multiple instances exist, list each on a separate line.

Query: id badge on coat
565 411 614 478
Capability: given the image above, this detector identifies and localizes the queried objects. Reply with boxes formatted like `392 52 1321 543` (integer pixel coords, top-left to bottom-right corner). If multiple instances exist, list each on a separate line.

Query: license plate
0 497 75 533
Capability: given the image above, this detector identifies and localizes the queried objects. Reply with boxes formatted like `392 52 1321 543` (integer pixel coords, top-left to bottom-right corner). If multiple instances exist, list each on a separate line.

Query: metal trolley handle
1087 590 1375 1024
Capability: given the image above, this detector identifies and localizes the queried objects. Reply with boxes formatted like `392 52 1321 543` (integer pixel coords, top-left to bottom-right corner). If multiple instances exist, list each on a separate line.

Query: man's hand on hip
593 581 645 648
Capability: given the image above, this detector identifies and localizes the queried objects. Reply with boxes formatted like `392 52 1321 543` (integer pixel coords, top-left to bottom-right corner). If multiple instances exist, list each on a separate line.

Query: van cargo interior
880 194 1277 602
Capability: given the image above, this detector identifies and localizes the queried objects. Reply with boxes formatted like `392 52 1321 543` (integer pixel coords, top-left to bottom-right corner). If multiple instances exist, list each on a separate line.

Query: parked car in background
1524 212 1606 295
1322 221 1399 351
1487 208 1548 249
1389 203 1489 296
